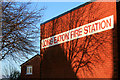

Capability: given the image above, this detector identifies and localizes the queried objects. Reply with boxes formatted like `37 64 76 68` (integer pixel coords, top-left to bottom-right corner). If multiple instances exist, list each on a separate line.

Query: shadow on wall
40 45 79 79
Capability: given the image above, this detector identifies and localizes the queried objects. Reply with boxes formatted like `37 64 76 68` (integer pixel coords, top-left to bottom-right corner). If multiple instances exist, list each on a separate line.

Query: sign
41 15 114 49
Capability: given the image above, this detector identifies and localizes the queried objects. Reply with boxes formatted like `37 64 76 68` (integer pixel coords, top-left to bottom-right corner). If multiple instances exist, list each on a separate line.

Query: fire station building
21 0 119 79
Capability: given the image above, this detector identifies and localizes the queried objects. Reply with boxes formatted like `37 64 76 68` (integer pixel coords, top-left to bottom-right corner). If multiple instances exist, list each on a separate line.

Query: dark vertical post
115 1 120 78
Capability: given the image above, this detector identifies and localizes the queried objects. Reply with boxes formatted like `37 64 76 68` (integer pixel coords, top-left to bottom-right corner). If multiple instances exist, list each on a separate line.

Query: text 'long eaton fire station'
41 15 114 49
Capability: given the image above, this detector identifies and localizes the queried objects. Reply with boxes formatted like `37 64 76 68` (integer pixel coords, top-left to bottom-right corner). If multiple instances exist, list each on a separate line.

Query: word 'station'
41 15 114 49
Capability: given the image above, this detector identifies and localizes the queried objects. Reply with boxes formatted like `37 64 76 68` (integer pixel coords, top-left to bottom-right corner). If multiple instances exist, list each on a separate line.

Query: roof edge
40 0 96 25
20 54 40 66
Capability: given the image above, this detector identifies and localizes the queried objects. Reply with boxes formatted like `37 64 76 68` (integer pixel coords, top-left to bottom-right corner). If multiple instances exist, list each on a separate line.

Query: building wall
21 55 41 80
40 1 117 79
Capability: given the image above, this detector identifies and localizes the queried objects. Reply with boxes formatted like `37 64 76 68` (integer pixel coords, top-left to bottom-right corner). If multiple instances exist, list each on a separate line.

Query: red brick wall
21 55 41 80
40 1 117 79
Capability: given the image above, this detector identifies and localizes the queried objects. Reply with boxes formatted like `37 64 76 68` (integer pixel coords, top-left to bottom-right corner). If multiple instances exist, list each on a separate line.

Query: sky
1 1 90 78
30 2 88 23
42 2 86 22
